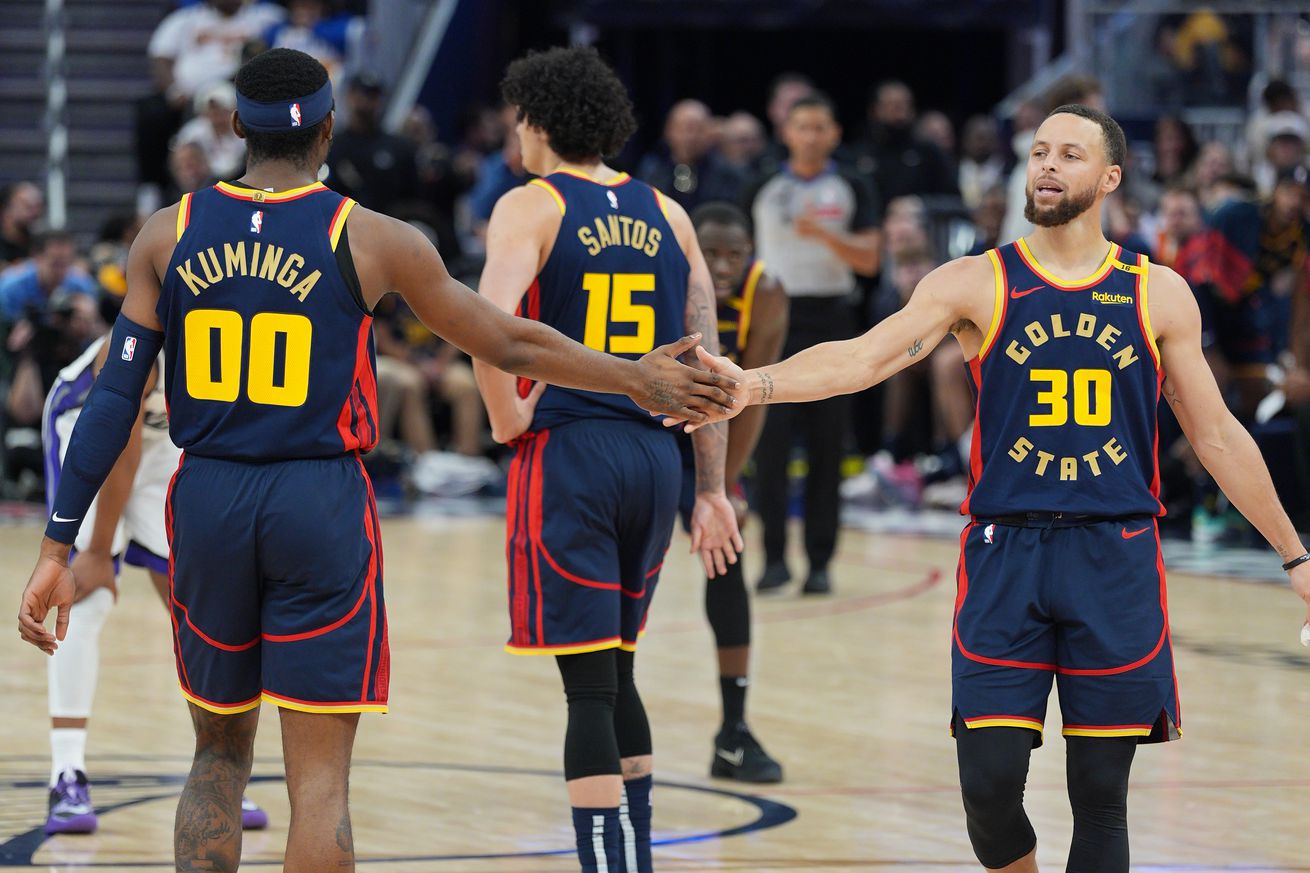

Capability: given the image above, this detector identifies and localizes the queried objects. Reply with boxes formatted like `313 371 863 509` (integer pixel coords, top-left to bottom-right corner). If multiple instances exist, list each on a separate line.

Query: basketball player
17 48 735 873
40 334 267 834
689 104 1310 871
473 47 743 873
685 202 788 783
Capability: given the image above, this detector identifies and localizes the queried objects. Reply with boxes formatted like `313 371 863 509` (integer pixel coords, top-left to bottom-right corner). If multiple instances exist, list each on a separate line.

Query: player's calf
954 715 1039 869
175 705 258 873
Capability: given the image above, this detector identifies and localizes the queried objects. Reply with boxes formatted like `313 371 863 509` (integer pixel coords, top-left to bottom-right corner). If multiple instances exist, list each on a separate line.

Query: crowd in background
3 1 1310 543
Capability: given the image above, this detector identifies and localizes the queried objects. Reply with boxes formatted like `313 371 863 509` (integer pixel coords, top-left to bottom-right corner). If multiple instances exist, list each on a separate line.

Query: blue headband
236 80 333 133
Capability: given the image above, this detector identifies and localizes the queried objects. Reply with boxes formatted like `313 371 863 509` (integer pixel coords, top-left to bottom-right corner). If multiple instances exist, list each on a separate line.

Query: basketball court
3 513 1308 871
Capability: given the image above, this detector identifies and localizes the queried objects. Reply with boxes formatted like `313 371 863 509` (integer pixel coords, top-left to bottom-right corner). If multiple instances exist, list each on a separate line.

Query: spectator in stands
854 81 957 201
718 111 767 175
745 93 881 596
1153 185 1208 270
1044 73 1106 113
756 72 815 174
957 115 1004 210
467 105 529 245
263 0 362 79
1253 111 1308 196
401 107 475 263
0 182 45 267
1000 98 1046 244
965 184 1007 255
327 73 421 215
167 141 215 202
915 110 956 160
637 100 743 211
1189 166 1309 419
174 82 245 180
1193 141 1237 213
138 0 284 194
372 294 489 474
1152 115 1200 191
1247 79 1301 169
1 230 101 427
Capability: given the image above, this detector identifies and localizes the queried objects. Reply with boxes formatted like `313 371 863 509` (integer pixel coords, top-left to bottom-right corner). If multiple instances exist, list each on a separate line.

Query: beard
1023 183 1098 227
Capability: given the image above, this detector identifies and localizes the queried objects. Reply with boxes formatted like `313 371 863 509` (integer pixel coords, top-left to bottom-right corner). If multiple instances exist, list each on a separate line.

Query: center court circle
0 756 797 867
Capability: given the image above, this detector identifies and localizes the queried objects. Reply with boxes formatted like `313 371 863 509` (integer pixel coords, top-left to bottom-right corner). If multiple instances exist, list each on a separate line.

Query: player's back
964 239 1163 518
159 181 377 460
521 170 689 430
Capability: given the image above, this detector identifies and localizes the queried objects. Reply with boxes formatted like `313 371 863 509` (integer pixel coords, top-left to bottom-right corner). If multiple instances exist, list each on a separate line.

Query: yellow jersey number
581 272 656 354
184 309 313 407
1029 368 1112 427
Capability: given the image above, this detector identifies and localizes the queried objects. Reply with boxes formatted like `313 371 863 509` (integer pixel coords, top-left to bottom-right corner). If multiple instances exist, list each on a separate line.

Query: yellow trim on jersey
737 261 765 350
504 637 624 656
528 178 566 215
175 193 192 242
977 249 1006 360
260 691 388 714
1016 237 1118 289
1062 726 1153 738
652 189 671 220
179 685 261 715
328 198 356 251
214 180 327 202
1138 256 1161 368
554 168 631 187
963 717 1044 735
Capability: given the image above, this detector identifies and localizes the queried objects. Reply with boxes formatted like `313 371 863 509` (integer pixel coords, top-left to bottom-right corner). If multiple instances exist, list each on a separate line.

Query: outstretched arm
347 204 736 423
731 255 988 408
1149 264 1310 617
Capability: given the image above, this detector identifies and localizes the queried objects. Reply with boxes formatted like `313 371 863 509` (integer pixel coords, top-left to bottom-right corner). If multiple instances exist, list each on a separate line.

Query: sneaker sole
45 813 97 835
709 759 785 784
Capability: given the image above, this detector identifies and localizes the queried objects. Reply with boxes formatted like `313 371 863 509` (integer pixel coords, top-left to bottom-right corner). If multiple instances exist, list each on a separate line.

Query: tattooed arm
693 255 992 414
1148 265 1310 615
666 196 743 576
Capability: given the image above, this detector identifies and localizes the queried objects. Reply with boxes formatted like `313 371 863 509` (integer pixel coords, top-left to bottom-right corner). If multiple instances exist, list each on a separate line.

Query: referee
743 93 881 594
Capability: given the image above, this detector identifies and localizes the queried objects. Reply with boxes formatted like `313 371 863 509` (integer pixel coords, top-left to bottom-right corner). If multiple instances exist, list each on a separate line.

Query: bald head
665 99 712 163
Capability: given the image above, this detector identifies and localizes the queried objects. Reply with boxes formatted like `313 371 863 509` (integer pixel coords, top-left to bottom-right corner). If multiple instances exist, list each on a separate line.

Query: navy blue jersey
520 170 690 430
715 260 765 365
962 239 1163 517
158 181 378 460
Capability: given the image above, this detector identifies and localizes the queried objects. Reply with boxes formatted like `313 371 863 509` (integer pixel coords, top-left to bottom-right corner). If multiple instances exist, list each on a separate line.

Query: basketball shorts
505 420 680 655
46 407 178 575
166 453 388 714
951 517 1180 746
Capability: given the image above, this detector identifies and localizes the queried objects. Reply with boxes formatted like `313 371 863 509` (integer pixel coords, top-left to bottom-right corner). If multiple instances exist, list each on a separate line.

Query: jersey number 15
581 272 656 354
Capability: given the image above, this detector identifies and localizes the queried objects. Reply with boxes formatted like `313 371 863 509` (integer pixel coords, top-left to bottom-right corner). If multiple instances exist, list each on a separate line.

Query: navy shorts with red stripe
505 419 680 655
951 517 1180 745
166 453 388 714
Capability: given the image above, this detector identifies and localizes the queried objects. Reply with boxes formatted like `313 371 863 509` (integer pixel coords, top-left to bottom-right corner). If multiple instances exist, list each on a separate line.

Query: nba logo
250 210 264 234
607 190 618 210
984 523 995 544
290 102 302 127
121 336 137 362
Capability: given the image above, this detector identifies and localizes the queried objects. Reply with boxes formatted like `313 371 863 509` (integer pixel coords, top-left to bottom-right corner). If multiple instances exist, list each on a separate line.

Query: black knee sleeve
614 650 652 759
1065 736 1136 873
704 558 751 648
556 651 620 781
954 713 1038 868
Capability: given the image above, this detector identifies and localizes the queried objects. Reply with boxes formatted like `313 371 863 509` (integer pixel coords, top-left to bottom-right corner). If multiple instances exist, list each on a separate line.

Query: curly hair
500 46 636 162
234 48 330 168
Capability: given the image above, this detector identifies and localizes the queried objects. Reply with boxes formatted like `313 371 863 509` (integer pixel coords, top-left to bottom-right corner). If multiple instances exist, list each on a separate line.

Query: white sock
47 587 113 784
50 728 87 785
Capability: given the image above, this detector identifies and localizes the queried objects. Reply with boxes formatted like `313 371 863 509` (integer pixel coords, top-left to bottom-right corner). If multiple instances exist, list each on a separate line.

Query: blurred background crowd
3 0 1310 545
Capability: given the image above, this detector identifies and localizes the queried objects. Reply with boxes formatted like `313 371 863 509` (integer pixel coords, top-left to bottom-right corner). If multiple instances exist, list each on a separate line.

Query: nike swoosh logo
716 747 745 767
1010 284 1044 299
51 513 80 523
1122 526 1151 539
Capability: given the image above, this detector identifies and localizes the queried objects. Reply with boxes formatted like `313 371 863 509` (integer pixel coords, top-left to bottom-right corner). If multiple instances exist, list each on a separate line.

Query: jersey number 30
581 272 656 354
184 309 312 407
1029 368 1111 427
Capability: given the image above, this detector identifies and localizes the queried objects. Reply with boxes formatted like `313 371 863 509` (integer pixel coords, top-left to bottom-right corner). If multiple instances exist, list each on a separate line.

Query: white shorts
49 409 180 575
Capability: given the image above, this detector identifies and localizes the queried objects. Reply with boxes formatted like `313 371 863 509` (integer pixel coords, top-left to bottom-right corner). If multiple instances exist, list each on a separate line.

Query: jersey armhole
738 261 766 350
528 178 566 215
175 193 193 241
1136 254 1161 369
334 221 370 315
976 249 1007 361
